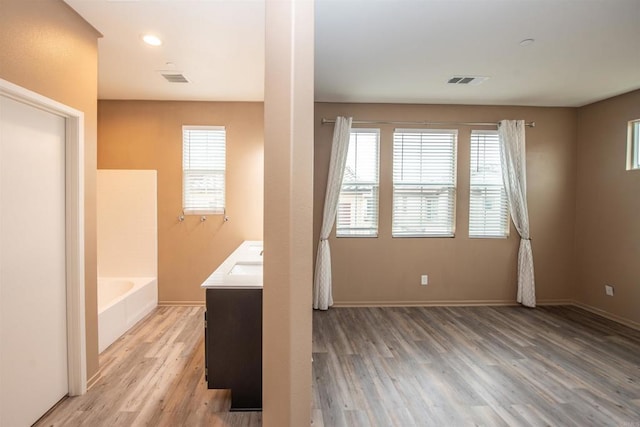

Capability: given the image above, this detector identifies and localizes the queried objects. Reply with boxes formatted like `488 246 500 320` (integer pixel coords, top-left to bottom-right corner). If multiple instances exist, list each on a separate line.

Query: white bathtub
98 277 158 353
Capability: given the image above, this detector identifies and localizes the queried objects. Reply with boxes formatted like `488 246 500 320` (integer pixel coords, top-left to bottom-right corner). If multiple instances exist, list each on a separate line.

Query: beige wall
315 103 578 305
97 101 264 303
575 89 640 325
0 0 100 380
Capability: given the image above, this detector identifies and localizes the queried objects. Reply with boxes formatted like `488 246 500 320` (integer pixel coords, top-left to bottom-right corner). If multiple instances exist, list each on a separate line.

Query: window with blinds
469 130 509 238
337 129 380 237
627 119 640 170
392 129 457 237
182 126 226 214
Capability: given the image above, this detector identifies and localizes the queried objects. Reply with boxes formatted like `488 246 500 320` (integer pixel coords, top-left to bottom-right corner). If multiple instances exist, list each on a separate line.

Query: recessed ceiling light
142 34 162 47
519 38 535 47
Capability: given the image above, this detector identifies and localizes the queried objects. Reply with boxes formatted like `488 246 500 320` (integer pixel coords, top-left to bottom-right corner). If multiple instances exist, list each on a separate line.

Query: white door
0 96 68 426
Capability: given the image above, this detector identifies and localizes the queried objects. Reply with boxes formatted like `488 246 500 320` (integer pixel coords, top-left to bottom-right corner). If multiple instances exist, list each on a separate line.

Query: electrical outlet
421 275 429 286
605 284 615 296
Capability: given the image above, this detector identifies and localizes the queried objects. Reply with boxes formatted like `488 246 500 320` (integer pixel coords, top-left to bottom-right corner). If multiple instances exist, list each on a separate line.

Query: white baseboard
158 300 205 307
86 370 102 390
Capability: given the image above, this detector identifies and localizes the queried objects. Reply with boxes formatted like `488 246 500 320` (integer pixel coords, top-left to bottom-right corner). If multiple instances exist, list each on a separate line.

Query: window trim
468 129 510 239
627 119 640 171
392 128 458 238
336 128 380 238
182 125 226 215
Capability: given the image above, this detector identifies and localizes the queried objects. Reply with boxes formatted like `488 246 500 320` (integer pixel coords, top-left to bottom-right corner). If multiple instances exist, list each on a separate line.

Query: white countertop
201 240 263 289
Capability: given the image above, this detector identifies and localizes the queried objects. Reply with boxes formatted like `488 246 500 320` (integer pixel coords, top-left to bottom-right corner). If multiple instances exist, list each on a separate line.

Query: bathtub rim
97 276 157 314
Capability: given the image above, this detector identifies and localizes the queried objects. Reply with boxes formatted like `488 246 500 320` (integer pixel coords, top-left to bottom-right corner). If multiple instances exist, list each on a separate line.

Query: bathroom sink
229 261 263 275
248 244 263 254
202 241 264 289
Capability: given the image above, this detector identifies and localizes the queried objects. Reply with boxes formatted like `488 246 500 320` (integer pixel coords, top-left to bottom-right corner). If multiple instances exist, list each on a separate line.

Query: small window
182 126 226 214
469 130 509 238
337 129 380 237
392 129 457 237
627 119 640 170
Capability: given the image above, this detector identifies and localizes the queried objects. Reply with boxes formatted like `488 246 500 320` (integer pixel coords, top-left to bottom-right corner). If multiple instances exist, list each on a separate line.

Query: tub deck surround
98 277 158 353
202 240 263 411
96 170 158 354
201 241 263 289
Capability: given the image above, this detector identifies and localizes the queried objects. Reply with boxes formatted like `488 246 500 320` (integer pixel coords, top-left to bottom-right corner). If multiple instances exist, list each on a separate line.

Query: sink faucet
260 250 263 256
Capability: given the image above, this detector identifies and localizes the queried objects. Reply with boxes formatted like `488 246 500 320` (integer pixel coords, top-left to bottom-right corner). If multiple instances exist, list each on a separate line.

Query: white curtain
313 116 352 310
498 120 536 308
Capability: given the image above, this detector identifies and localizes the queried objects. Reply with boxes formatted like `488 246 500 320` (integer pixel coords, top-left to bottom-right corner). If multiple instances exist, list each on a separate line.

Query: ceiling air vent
160 72 190 83
447 76 489 85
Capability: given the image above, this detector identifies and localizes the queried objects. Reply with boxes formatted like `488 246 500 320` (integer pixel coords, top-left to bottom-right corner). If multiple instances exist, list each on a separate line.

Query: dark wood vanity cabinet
205 288 262 411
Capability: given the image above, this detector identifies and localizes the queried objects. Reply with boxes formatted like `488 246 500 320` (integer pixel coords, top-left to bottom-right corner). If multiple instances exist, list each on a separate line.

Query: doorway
0 79 86 426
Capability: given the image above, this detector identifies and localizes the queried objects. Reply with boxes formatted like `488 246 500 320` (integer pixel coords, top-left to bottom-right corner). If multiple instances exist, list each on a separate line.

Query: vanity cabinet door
204 310 208 382
205 288 262 411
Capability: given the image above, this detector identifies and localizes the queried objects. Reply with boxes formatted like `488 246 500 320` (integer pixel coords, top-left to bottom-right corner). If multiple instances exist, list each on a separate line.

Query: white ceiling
65 0 265 102
65 0 640 107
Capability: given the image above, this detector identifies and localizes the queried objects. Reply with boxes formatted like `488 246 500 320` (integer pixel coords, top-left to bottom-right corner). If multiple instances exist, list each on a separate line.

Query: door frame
0 78 87 395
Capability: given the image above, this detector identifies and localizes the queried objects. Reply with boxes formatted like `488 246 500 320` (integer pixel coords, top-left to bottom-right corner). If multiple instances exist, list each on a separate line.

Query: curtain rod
321 118 536 128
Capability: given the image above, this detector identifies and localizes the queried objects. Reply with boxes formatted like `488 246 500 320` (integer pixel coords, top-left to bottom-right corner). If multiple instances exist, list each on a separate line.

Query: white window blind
627 119 640 170
469 130 509 238
392 129 457 237
182 126 226 214
337 129 379 237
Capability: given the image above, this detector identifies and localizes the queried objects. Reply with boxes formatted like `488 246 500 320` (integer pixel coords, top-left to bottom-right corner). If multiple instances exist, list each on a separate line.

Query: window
469 130 509 238
182 126 226 214
337 129 379 237
392 129 457 237
627 119 640 170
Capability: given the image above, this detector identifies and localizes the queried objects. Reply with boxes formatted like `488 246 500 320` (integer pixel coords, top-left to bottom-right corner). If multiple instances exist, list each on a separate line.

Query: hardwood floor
312 305 640 427
36 305 640 426
35 306 262 427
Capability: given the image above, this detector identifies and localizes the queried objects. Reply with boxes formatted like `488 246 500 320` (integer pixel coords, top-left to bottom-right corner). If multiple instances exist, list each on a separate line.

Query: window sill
183 209 225 216
391 234 455 238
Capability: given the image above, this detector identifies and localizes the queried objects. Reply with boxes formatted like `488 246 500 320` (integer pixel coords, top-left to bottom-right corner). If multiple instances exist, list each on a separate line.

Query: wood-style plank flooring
36 305 640 426
35 306 261 427
312 305 640 426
